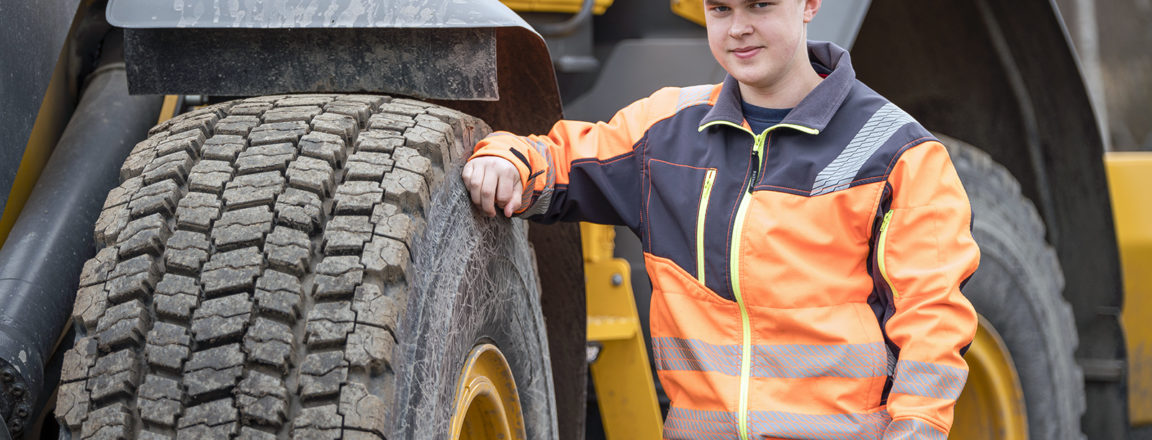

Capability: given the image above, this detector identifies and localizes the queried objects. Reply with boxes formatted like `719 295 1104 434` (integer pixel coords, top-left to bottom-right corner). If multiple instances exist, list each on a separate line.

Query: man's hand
462 156 523 218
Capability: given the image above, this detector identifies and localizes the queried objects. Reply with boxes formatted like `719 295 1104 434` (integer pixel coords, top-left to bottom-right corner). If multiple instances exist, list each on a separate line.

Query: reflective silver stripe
890 359 968 400
749 408 891 440
663 408 739 440
664 407 893 440
676 84 715 112
516 137 556 217
811 103 914 195
881 418 946 440
652 337 887 378
652 337 741 376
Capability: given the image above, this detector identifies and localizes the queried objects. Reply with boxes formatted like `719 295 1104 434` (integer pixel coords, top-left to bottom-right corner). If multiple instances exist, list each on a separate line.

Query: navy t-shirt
741 101 792 134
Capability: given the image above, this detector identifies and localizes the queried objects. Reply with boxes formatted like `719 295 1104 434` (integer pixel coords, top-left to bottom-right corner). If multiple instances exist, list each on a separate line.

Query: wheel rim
449 343 526 440
951 315 1029 440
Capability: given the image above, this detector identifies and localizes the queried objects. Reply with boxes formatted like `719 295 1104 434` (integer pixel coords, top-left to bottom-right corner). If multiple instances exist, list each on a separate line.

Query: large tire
54 95 556 439
943 135 1086 440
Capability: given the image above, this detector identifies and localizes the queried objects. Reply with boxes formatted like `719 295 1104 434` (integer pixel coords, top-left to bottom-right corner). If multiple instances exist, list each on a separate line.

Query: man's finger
466 163 486 208
479 170 500 217
494 170 519 211
504 179 523 218
461 160 474 181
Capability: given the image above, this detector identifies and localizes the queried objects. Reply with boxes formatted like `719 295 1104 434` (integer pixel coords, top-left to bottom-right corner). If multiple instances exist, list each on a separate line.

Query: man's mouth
731 46 762 59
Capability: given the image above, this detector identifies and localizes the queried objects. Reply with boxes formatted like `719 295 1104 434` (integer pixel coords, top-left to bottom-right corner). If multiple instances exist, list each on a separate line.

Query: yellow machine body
581 223 664 438
501 0 614 14
1106 151 1152 426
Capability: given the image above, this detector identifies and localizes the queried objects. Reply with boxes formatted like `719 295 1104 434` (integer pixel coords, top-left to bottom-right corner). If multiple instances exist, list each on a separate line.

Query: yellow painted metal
501 0 613 14
0 46 76 248
951 315 1028 440
581 222 664 439
670 0 706 26
587 315 638 341
158 95 181 125
1105 151 1152 426
449 343 526 440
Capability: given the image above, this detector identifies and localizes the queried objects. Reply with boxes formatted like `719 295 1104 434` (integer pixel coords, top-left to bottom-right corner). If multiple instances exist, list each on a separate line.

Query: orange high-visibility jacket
472 41 979 440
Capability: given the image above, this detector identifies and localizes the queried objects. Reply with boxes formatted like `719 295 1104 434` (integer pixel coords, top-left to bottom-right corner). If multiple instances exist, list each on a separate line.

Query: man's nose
728 12 753 38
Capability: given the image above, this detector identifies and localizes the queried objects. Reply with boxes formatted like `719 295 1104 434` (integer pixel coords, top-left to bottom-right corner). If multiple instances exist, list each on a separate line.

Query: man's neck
738 65 823 109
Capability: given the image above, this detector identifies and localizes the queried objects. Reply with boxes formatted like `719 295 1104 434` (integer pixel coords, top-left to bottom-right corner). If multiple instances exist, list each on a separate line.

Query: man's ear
802 0 821 23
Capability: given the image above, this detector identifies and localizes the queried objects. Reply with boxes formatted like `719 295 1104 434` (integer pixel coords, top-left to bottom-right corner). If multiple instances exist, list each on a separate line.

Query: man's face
705 0 818 93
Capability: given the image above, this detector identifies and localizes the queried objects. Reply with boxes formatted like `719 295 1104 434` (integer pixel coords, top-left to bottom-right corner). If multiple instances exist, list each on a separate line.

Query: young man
463 0 979 438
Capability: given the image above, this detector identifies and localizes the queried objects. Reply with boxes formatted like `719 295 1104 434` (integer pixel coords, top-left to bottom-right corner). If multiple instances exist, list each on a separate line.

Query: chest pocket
645 159 716 281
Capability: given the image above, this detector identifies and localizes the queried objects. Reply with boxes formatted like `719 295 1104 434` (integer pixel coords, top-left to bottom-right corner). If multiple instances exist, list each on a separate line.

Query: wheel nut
16 408 27 418
1 371 12 383
11 386 23 397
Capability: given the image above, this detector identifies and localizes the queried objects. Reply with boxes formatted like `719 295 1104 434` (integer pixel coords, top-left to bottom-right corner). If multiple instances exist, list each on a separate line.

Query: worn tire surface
943 135 1085 440
55 95 556 439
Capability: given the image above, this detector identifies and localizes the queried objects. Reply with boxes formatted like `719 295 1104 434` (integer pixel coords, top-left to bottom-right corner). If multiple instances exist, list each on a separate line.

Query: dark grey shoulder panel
108 0 529 29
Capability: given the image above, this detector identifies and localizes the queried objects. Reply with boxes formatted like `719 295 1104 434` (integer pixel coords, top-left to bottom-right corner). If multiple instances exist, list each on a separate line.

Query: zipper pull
748 150 760 193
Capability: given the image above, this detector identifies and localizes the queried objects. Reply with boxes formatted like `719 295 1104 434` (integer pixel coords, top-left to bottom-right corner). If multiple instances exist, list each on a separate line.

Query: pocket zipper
877 210 901 299
696 169 718 285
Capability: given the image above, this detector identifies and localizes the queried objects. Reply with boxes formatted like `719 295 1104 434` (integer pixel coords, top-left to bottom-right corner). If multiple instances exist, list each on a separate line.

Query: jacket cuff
468 147 533 194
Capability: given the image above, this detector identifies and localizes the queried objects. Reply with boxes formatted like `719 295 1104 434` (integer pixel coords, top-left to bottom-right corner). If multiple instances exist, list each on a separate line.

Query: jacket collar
699 40 856 135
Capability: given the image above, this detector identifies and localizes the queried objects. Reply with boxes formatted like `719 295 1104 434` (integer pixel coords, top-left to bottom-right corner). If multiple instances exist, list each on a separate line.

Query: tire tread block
266 226 312 276
312 256 363 300
249 121 309 146
201 136 247 162
184 344 244 399
237 371 289 427
129 179 182 219
186 160 235 195
223 171 285 210
236 142 298 175
117 213 171 259
212 206 274 250
137 375 183 427
87 349 140 402
146 322 192 372
81 402 132 440
298 353 348 401
142 150 195 186
165 231 211 274
286 156 336 197
305 302 355 349
254 271 303 322
154 274 201 322
275 188 325 234
94 300 150 352
244 317 294 373
201 247 263 296
191 293 253 345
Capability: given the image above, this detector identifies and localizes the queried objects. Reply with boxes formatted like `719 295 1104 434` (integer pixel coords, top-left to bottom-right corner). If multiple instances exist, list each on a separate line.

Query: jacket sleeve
468 94 656 227
878 141 980 439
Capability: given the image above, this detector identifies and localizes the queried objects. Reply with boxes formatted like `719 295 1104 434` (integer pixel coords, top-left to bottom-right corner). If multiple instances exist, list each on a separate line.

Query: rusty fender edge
107 0 564 134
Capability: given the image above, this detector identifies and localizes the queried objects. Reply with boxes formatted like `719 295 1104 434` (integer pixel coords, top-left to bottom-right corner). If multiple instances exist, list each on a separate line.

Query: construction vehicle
0 0 1146 439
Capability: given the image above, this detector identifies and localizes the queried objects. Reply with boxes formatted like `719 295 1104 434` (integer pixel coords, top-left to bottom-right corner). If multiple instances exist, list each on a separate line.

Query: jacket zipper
698 120 815 440
877 210 900 299
730 131 766 440
696 169 718 285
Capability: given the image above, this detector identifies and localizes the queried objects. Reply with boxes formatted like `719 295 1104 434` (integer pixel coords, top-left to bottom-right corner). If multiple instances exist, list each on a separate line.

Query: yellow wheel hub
449 343 526 440
951 315 1028 440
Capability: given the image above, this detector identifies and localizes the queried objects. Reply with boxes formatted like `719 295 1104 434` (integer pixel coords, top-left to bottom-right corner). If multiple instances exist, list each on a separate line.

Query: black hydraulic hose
535 0 595 37
0 31 162 437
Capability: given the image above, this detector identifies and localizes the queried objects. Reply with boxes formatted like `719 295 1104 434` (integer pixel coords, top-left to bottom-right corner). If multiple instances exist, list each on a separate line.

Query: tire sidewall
945 137 1084 440
388 167 556 440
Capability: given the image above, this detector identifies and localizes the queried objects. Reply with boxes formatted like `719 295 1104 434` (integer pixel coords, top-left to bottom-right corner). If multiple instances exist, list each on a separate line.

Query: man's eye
710 6 731 12
751 2 773 8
